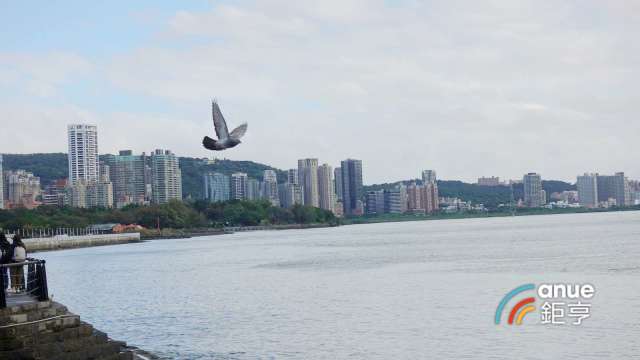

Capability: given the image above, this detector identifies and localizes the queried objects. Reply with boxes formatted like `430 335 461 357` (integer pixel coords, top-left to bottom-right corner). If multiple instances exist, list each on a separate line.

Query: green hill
2 153 68 185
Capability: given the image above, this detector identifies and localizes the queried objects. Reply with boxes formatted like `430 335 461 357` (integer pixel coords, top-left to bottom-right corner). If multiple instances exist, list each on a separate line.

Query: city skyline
4 141 636 186
2 2 640 183
2 124 638 195
2 121 636 185
3 143 639 211
4 122 638 186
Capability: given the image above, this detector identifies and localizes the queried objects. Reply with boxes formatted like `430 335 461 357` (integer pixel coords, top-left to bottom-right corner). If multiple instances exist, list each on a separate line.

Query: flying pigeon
202 100 248 151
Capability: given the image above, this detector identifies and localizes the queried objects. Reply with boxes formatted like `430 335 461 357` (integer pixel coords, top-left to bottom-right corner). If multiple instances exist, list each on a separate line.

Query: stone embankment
0 300 153 359
24 234 141 252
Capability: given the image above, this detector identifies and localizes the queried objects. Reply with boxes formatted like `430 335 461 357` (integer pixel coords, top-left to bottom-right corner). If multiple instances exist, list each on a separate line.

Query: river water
39 211 640 359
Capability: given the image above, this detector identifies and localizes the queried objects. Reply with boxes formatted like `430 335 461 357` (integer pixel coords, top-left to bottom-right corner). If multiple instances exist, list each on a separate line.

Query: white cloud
0 52 92 98
2 1 640 183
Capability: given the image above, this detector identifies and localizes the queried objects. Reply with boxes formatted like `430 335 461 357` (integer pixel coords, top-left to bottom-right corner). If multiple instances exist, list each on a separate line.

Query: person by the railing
10 235 26 292
0 233 10 290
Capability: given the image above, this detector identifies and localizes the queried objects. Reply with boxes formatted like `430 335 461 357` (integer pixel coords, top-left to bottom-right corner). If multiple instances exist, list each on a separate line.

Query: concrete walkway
23 233 141 252
5 292 36 307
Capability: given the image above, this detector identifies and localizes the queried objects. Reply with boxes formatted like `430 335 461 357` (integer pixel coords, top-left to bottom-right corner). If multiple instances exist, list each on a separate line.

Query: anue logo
495 283 595 326
494 284 536 325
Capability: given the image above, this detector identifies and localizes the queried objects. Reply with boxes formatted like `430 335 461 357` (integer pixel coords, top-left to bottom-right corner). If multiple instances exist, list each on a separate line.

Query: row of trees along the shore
0 200 338 231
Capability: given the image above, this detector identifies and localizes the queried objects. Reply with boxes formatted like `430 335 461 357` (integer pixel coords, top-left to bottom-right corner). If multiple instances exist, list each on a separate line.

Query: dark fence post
27 263 36 293
0 266 5 308
37 261 49 302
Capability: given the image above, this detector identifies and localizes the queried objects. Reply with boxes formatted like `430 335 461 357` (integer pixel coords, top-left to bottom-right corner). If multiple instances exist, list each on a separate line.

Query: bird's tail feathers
203 136 218 150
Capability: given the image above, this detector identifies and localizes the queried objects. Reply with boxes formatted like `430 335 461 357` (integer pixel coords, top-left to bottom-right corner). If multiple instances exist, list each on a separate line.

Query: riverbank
145 208 640 241
22 224 334 253
140 223 334 240
21 206 640 253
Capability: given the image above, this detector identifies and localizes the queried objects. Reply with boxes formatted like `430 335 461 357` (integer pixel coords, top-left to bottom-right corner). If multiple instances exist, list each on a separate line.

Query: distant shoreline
28 207 640 252
142 223 334 240
153 207 640 240
28 223 335 252
343 206 640 225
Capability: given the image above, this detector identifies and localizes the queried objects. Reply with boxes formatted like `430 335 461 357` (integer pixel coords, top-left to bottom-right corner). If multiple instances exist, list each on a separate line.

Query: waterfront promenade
22 233 141 252
7 223 332 253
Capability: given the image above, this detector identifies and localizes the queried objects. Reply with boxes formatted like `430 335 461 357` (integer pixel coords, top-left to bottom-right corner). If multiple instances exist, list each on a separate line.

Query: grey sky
1 1 638 183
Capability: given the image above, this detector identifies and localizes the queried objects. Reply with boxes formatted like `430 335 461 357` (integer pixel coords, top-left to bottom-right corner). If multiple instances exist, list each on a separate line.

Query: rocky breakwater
0 300 153 359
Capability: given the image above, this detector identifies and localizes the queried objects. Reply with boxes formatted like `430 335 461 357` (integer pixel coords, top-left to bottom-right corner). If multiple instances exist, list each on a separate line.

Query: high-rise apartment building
87 181 114 208
406 180 439 214
384 185 407 214
67 124 99 185
282 169 301 207
421 170 439 213
596 175 614 204
203 172 230 202
365 190 385 215
422 182 439 213
298 158 319 207
613 172 630 207
407 182 424 212
577 173 598 208
477 176 501 186
597 172 631 207
42 179 68 207
87 163 114 208
286 169 299 185
103 150 151 208
150 149 182 204
263 169 277 183
67 181 87 208
278 183 287 208
629 180 640 205
247 179 261 200
96 181 114 208
422 170 437 184
523 173 544 207
262 170 279 205
0 154 3 209
317 164 334 212
231 172 248 200
340 159 363 216
279 183 304 208
334 167 342 202
4 170 41 209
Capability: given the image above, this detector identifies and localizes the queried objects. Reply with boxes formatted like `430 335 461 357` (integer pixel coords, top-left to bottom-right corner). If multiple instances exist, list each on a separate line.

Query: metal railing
0 227 109 239
0 258 49 308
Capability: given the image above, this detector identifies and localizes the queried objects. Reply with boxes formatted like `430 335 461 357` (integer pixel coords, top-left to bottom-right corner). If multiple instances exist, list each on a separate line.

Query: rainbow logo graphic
495 284 536 325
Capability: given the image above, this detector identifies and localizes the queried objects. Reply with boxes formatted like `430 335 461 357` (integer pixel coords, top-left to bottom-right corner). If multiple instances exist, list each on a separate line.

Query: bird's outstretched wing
229 123 248 140
212 101 229 140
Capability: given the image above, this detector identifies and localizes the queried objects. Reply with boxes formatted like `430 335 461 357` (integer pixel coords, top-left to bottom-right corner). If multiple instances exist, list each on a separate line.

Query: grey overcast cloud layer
0 1 638 183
